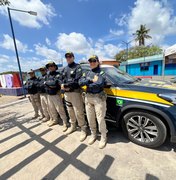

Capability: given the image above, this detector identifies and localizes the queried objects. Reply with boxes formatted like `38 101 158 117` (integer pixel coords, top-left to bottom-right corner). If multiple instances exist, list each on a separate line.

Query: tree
133 25 152 46
115 45 162 61
0 0 10 6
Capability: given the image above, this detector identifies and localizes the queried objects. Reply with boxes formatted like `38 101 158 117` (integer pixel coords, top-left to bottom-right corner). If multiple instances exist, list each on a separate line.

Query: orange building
99 58 120 67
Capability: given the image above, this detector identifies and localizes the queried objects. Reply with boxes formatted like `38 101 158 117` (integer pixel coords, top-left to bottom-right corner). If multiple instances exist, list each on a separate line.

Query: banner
0 73 22 88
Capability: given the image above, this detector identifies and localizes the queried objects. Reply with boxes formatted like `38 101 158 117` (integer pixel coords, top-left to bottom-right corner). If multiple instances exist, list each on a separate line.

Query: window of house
140 62 149 71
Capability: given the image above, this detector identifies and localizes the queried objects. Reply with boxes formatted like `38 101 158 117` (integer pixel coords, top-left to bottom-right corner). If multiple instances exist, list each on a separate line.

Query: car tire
123 111 167 148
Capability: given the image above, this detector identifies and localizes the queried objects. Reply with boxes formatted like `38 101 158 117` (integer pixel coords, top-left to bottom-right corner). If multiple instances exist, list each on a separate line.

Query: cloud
128 0 176 44
56 32 92 55
0 55 53 73
109 13 115 20
92 39 122 58
0 55 9 64
45 38 51 46
35 44 62 61
101 29 124 42
55 32 122 58
0 0 56 28
110 29 124 36
115 14 128 27
0 34 29 53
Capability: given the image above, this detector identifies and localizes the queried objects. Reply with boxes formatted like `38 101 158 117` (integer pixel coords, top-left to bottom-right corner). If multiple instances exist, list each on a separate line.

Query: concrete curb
0 98 28 109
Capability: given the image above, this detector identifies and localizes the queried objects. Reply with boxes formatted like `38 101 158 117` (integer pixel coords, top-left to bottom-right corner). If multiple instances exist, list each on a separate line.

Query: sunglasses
48 65 55 67
89 59 97 63
66 56 73 59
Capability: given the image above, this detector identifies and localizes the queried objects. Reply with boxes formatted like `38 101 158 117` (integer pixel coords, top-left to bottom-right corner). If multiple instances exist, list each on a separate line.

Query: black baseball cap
65 51 74 58
88 55 99 62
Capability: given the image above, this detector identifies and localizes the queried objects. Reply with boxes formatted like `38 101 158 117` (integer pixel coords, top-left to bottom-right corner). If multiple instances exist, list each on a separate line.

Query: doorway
153 65 158 75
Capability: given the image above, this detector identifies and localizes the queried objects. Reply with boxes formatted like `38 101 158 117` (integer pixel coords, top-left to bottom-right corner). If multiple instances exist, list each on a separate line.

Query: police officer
45 61 68 131
79 55 108 149
61 52 87 142
25 70 44 119
38 67 51 123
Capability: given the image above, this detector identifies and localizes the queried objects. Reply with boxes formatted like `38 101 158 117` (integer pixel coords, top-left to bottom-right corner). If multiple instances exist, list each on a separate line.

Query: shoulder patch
56 74 60 78
100 71 105 75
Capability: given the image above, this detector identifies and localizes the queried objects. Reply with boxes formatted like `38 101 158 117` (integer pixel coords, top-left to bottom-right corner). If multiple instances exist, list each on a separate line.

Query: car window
80 64 136 84
80 64 90 73
101 66 137 84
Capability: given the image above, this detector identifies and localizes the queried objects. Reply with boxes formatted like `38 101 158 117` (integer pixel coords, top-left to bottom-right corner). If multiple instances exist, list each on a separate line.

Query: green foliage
115 45 163 61
0 0 10 6
133 24 152 46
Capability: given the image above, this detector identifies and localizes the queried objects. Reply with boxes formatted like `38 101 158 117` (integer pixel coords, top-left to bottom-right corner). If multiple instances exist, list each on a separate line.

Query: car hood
127 80 176 94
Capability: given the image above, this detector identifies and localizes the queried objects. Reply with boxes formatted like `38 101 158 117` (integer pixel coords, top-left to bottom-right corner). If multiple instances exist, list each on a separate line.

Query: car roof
80 63 114 68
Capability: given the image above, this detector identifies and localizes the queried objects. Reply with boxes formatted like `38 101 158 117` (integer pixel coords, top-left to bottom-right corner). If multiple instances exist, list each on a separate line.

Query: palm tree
0 0 10 6
133 24 152 46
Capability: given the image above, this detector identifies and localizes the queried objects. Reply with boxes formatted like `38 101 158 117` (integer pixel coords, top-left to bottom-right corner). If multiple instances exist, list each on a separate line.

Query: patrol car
80 64 176 148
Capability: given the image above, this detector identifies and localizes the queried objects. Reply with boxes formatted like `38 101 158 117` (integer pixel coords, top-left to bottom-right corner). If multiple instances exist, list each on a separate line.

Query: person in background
79 55 108 149
45 61 68 131
25 70 44 119
61 52 87 142
38 67 51 123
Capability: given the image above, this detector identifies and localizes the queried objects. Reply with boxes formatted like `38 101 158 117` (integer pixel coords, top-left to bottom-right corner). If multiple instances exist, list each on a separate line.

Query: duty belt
86 91 107 101
64 88 81 93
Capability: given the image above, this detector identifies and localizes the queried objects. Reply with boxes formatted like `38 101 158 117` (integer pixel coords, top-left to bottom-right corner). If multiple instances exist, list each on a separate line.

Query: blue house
120 54 176 76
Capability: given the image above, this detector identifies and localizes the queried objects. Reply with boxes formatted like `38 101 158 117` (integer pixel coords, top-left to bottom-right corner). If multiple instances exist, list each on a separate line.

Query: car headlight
158 94 176 104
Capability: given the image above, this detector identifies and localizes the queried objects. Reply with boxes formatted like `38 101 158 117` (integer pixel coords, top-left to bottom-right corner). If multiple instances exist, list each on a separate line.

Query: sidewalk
0 95 25 105
0 100 176 179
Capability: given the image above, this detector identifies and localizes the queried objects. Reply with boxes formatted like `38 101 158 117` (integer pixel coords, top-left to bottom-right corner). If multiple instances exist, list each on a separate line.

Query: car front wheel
123 111 167 148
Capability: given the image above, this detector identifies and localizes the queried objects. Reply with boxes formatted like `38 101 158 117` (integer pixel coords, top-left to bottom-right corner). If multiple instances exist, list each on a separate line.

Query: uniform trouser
64 92 86 128
40 93 50 120
47 94 67 124
30 93 44 116
85 93 108 138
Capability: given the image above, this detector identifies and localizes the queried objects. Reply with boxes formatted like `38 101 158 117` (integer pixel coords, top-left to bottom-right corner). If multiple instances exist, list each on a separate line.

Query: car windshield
81 64 137 84
102 66 137 84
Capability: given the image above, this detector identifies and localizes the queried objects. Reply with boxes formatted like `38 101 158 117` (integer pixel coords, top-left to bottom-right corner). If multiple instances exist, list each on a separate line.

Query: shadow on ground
0 111 115 179
0 111 175 179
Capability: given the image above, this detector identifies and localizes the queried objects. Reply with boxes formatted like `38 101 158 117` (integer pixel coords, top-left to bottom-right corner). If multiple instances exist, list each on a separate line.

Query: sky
1 0 176 73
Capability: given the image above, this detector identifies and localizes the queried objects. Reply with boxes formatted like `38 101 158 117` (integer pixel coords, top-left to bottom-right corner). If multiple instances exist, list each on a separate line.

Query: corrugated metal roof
165 44 176 56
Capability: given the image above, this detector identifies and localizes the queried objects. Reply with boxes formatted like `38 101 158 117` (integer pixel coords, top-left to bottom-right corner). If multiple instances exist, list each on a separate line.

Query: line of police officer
25 52 108 149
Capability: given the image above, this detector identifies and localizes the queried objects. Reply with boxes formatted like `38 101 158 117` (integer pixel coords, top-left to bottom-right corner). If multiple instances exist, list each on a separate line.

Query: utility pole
7 7 37 97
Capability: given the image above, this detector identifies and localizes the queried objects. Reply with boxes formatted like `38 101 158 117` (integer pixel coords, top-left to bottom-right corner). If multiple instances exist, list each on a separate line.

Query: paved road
0 100 176 180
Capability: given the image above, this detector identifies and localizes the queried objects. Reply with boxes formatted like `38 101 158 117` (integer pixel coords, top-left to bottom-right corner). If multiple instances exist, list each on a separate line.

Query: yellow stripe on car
104 88 173 106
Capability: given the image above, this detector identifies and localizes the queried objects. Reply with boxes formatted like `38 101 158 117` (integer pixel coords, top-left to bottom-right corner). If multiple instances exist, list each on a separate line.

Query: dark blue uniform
38 73 50 121
79 66 106 94
61 61 86 136
79 65 108 148
37 73 47 93
45 71 61 95
25 77 38 94
25 76 44 118
61 62 82 92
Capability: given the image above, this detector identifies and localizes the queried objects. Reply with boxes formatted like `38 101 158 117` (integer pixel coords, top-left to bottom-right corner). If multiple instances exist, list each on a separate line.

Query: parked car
80 64 176 148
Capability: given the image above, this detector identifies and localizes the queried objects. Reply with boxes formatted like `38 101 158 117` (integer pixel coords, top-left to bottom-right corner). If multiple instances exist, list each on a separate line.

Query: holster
99 91 107 101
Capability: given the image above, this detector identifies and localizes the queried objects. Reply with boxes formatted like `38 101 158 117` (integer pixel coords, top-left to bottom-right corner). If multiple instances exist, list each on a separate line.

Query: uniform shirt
79 65 106 94
37 73 47 93
24 77 38 95
45 71 61 95
61 62 82 91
